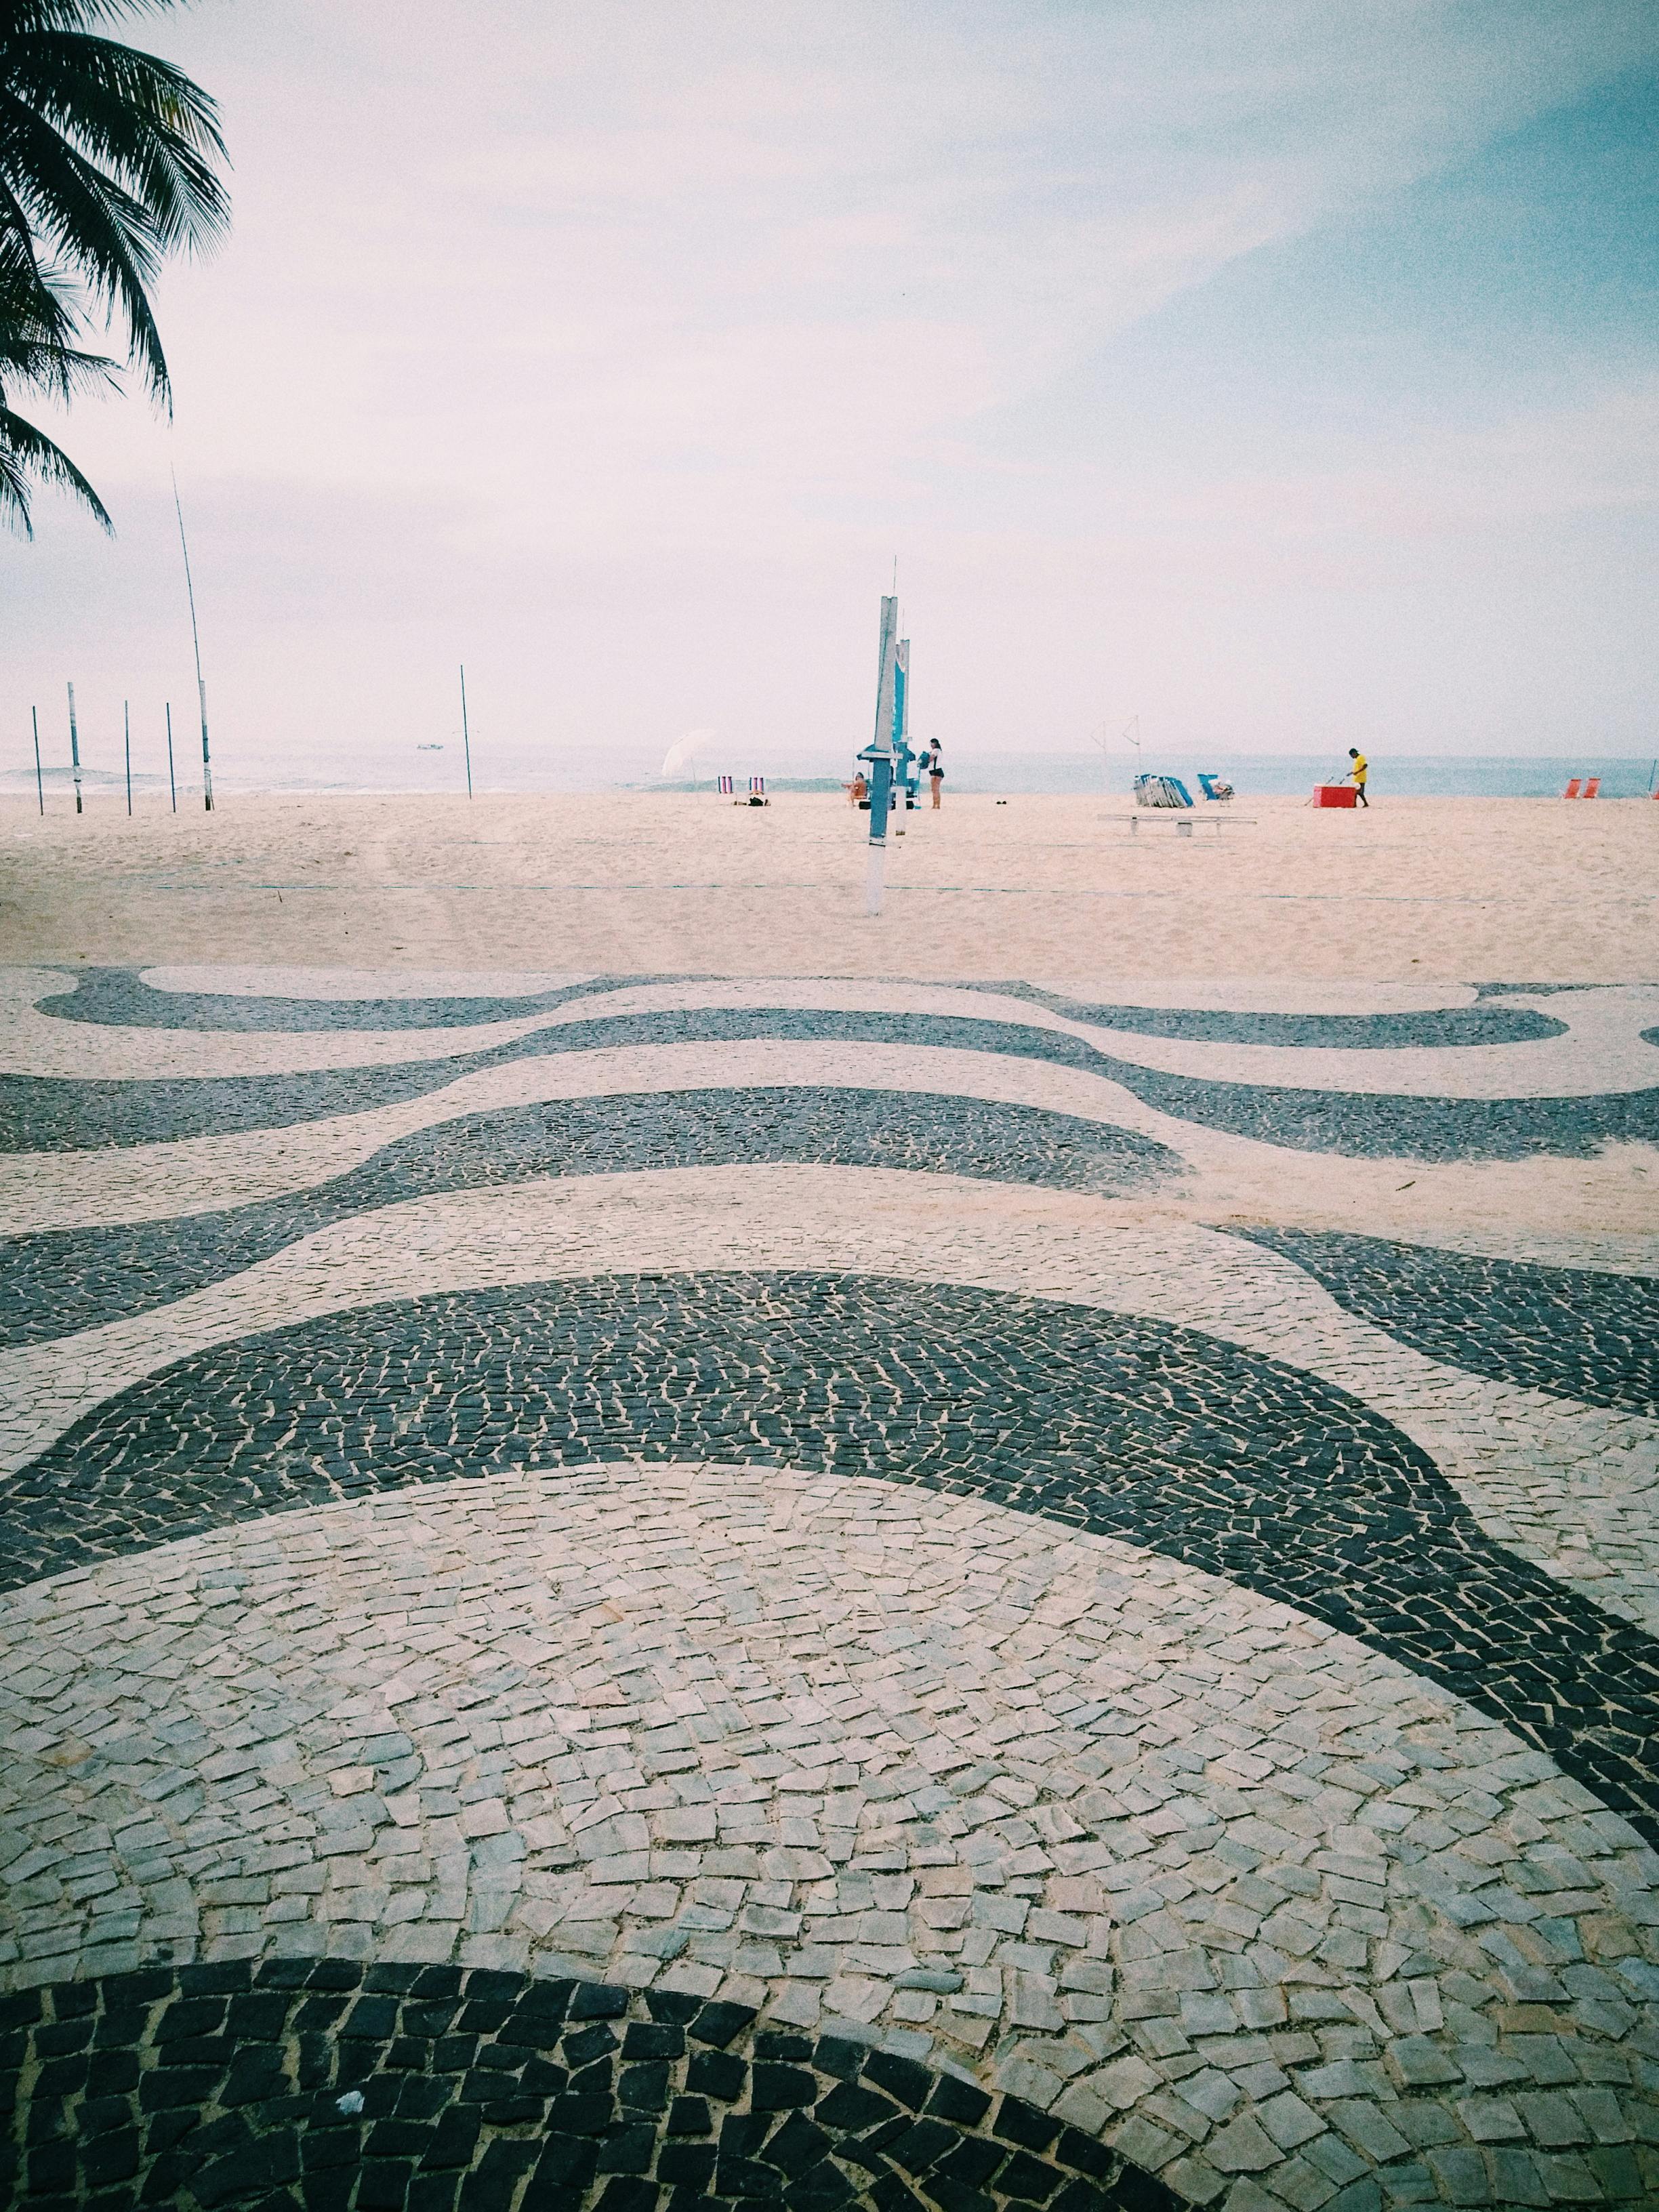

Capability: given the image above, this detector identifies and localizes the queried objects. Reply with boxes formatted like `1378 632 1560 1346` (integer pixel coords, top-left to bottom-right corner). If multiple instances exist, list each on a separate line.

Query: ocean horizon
9 749 1658 801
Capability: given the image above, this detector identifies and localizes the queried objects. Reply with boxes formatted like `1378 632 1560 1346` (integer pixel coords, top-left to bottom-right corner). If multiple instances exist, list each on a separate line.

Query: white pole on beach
31 707 43 815
171 466 213 810
459 665 473 798
124 700 132 815
67 682 82 813
165 703 177 811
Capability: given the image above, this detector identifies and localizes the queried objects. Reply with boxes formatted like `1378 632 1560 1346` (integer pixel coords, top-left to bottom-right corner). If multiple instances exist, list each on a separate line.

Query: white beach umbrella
659 726 715 778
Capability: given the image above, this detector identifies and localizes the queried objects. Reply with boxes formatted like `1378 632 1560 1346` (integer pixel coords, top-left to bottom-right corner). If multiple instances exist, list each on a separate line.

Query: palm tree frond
1 33 229 249
0 395 113 534
0 96 171 391
0 1 230 401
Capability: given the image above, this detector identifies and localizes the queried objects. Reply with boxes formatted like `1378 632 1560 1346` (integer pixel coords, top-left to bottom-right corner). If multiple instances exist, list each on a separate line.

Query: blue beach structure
859 594 904 913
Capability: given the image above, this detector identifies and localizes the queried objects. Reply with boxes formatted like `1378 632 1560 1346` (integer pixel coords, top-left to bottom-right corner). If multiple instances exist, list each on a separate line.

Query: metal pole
862 594 899 915
165 702 177 811
459 665 473 798
124 701 132 815
67 682 82 813
171 466 213 810
31 707 43 815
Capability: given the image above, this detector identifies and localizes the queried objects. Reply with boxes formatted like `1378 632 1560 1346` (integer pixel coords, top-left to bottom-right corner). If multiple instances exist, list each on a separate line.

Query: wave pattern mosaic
2 964 1657 2212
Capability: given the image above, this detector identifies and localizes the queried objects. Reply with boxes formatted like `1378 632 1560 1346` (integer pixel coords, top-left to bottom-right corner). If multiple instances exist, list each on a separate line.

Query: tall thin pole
67 682 82 813
124 700 132 815
459 665 473 798
31 707 43 815
165 703 177 811
171 465 213 811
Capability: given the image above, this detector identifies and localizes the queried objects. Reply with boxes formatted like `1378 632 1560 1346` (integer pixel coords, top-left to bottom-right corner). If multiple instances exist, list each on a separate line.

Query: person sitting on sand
1346 747 1369 807
847 771 867 806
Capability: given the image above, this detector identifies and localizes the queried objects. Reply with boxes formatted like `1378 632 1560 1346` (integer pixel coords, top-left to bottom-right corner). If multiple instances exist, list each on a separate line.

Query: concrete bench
1103 811 1257 837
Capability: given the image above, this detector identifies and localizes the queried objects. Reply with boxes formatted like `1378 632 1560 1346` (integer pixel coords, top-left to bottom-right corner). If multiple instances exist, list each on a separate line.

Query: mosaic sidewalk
1 966 1656 2212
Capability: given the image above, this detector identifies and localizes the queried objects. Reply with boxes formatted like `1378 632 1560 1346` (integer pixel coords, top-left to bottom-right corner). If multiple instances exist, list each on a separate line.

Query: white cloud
5 0 1657 770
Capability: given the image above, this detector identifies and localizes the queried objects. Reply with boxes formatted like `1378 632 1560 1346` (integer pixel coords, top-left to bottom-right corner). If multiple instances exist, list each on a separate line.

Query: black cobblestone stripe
0 1959 1183 2211
39 964 1566 1050
4 1004 1655 1160
9 1271 1659 1844
34 968 638 1033
1006 983 1568 1051
1237 1230 1659 1418
0 1090 1178 1346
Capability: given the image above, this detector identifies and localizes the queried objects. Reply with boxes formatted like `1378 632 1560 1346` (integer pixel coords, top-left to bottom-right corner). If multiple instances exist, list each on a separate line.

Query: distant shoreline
6 754 1656 801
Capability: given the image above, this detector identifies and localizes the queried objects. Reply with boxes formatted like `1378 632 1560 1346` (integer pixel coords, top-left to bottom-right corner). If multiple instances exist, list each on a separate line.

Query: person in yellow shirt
1346 747 1370 807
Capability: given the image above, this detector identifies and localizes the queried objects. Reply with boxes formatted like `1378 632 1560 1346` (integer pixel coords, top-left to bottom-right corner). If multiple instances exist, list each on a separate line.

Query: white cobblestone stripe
1 1167 1652 1637
1 1038 1648 1256
1053 985 1659 1101
7 969 1658 1099
0 1042 1212 1231
5 1466 1655 2209
446 976 1659 1102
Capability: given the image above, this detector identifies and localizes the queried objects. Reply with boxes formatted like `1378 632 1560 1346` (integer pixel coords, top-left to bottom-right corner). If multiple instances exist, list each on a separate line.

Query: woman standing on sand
926 743 943 809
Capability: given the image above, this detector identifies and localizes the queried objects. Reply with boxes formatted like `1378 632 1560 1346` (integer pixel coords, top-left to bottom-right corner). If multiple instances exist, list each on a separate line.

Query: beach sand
2 787 1655 978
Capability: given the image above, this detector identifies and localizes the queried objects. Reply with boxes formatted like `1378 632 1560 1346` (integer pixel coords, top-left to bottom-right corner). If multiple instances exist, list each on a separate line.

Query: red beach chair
1561 779 1582 799
1582 777 1601 800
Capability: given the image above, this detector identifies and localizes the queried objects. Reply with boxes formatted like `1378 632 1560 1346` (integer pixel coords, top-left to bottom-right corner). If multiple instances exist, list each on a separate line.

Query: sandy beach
3 787 1655 978
5 797 1659 2211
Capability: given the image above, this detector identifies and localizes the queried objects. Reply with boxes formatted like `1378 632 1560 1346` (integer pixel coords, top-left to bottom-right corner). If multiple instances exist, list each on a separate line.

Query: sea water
7 749 1656 800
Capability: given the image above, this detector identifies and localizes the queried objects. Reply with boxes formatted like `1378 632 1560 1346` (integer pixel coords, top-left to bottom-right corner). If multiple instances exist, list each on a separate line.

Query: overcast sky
6 0 1658 783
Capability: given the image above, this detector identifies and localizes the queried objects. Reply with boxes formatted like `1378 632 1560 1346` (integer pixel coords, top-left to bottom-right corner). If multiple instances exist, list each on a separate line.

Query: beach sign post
66 682 83 814
859 593 901 914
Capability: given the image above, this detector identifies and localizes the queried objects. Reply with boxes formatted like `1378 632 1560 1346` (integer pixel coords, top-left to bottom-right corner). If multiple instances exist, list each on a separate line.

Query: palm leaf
0 0 228 399
0 393 112 533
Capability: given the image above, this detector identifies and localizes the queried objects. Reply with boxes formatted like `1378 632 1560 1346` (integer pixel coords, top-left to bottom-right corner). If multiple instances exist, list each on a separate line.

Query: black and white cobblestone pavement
2 967 1656 2212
